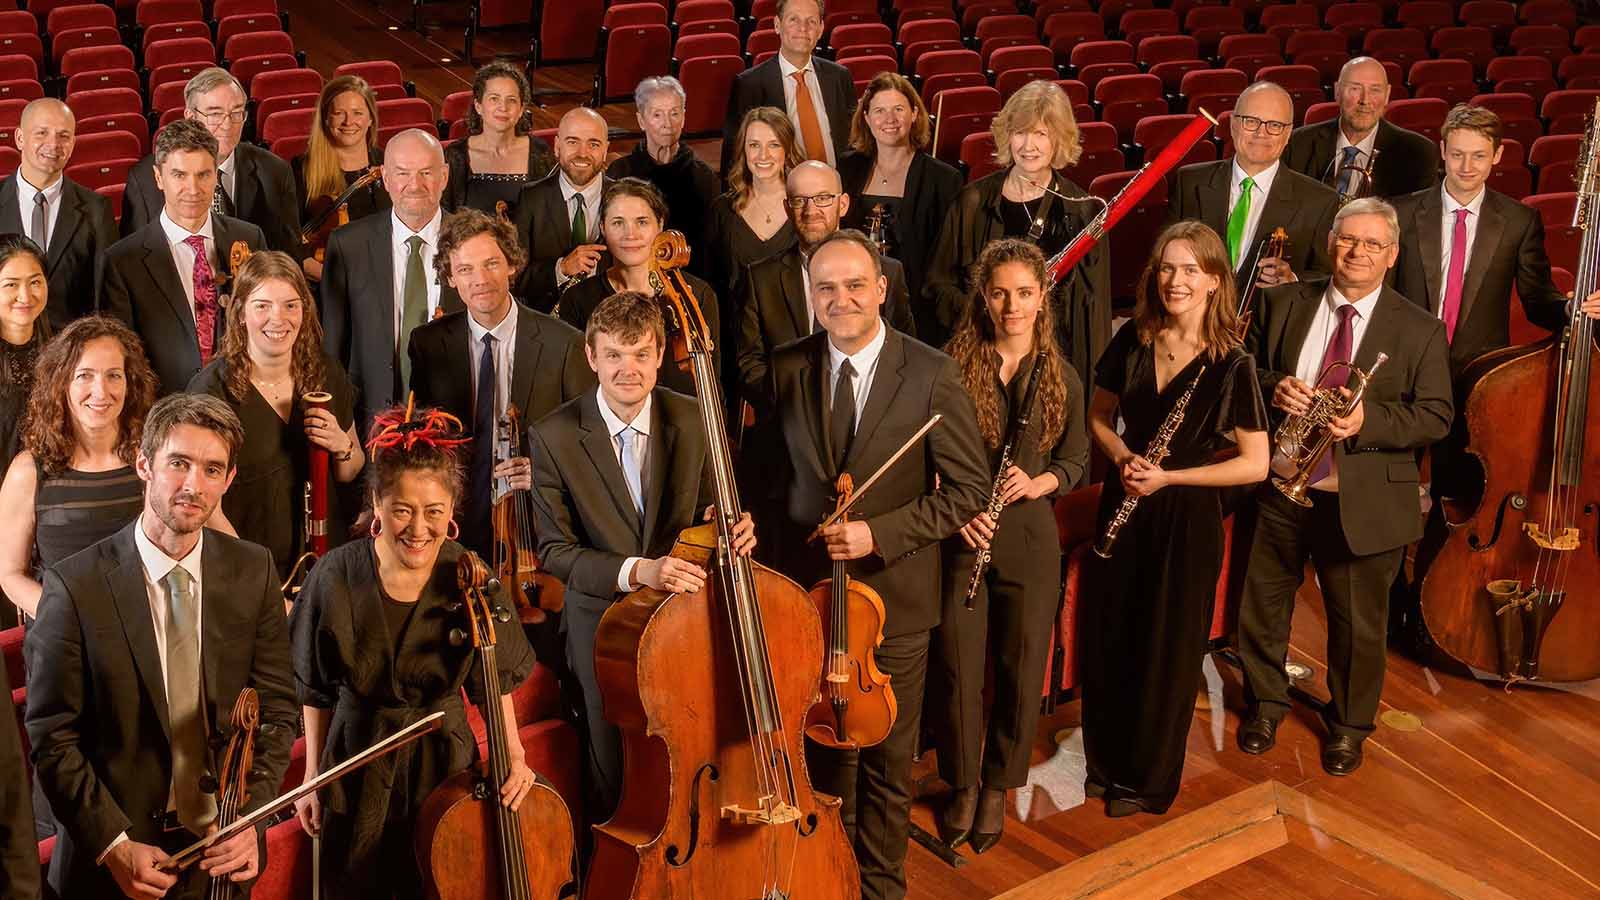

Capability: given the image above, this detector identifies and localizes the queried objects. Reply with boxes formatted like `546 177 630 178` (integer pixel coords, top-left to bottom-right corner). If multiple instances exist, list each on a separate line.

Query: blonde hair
303 76 379 203
990 80 1082 170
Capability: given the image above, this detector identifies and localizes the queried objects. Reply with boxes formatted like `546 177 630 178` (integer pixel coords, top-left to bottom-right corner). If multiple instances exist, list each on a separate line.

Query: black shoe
968 787 1007 854
1321 734 1364 776
937 786 977 848
1237 714 1281 755
1105 798 1141 818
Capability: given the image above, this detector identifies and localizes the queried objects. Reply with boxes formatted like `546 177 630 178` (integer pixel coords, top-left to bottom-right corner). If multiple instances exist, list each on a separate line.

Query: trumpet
1272 353 1388 507
1333 147 1380 206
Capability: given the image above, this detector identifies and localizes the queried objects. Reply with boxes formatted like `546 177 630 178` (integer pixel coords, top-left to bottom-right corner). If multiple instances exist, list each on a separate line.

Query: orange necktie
792 70 828 162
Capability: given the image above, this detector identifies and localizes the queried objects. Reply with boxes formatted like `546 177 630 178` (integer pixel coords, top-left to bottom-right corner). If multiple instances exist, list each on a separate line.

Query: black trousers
1236 486 1403 737
563 600 622 824
806 630 928 900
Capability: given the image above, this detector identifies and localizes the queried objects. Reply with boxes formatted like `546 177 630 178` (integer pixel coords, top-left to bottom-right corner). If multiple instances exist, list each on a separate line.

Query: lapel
844 328 905 470
230 146 258 218
370 215 397 343
105 523 172 742
509 304 545 416
440 312 474 414
641 394 675 550
1416 188 1444 313
763 57 786 106
1199 161 1230 239
0 176 19 235
141 223 197 339
1356 289 1405 372
1458 191 1506 329
46 182 85 271
780 248 809 338
199 534 231 722
542 178 575 255
903 154 927 222
796 336 830 474
577 392 643 544
1276 281 1322 374
1312 120 1340 182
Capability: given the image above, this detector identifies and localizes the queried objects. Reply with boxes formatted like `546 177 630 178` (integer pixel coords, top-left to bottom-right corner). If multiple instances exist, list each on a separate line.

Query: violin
492 405 564 625
204 689 259 900
415 551 575 899
1234 226 1288 341
804 473 896 750
301 166 383 265
864 203 893 259
588 231 858 898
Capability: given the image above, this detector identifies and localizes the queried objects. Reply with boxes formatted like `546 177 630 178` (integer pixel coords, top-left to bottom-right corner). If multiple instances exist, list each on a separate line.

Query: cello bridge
1522 523 1580 551
721 798 802 826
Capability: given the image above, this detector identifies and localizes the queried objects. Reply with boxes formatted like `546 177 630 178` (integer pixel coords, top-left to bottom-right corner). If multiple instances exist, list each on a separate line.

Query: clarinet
964 353 1046 609
1093 364 1206 559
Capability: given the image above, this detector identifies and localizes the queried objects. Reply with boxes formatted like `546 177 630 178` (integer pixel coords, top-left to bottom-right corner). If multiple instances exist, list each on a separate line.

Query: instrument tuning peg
449 627 468 646
485 577 504 596
445 601 463 613
493 606 512 624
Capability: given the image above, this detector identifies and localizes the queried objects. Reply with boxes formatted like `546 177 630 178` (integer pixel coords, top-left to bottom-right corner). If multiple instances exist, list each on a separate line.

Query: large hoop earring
369 517 381 538
447 519 460 541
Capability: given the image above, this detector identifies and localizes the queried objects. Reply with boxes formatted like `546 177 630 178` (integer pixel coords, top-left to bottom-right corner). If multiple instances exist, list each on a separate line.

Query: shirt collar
392 208 442 245
16 171 63 204
595 385 653 438
826 316 887 377
1231 158 1279 194
1326 281 1384 318
777 53 813 78
558 171 604 206
466 301 517 345
1442 184 1486 216
160 209 214 244
1335 123 1379 159
133 516 204 588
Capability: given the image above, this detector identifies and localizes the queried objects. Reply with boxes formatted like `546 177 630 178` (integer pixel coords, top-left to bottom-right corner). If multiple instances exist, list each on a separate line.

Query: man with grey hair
1283 56 1438 199
25 393 297 900
607 76 719 274
101 118 267 396
120 67 300 252
1169 81 1339 292
3 97 116 329
1236 196 1453 777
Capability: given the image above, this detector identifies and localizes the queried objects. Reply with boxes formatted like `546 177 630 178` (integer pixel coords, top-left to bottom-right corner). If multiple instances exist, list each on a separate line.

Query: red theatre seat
595 24 670 104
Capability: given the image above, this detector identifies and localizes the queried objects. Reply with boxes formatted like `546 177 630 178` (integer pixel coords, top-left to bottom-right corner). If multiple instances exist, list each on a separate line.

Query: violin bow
807 414 942 541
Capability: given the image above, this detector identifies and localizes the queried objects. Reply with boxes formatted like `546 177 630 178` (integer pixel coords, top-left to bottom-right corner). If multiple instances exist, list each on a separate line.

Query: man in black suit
771 230 987 900
719 0 855 177
100 119 267 396
1170 82 1339 295
408 208 594 556
4 99 116 330
1235 198 1453 777
321 128 463 433
526 291 754 822
24 394 297 900
606 76 720 279
1283 57 1438 201
0 657 35 899
510 106 612 313
120 67 299 253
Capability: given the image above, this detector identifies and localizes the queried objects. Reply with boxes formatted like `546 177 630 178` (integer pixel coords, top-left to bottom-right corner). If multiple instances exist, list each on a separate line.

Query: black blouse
442 134 555 214
981 350 1090 497
292 148 389 230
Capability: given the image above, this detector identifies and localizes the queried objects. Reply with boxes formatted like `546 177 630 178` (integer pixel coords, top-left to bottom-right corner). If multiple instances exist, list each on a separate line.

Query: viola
205 689 259 900
493 405 564 625
301 166 383 265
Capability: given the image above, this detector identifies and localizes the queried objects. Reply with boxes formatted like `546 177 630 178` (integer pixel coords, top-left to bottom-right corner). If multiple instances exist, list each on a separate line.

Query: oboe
965 353 1046 609
1093 365 1205 559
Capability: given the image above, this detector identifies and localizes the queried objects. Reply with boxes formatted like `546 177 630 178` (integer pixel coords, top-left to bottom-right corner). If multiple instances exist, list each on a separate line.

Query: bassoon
303 391 333 558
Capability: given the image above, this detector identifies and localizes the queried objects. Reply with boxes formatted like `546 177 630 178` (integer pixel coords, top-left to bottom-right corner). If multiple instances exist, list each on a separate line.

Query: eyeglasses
1333 233 1393 255
786 192 838 210
194 109 247 125
1235 114 1290 136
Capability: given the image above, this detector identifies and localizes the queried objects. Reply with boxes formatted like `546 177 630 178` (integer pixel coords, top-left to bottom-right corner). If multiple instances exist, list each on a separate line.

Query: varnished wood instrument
493 405 564 625
416 551 575 899
1233 226 1288 341
864 203 893 258
589 230 859 899
203 689 259 900
303 391 333 558
301 166 383 266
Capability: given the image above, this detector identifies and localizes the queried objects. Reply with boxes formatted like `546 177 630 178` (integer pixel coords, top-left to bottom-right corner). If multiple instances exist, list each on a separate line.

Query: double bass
492 405 564 625
588 231 858 898
203 689 258 900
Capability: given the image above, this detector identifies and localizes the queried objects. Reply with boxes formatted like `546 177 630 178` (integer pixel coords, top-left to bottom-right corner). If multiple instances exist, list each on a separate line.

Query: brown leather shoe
1321 734 1364 776
1237 714 1281 755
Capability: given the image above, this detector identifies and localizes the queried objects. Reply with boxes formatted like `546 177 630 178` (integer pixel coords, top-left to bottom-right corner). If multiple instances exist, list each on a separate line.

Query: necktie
616 426 644 523
1440 207 1471 342
468 332 497 544
31 191 47 251
1333 145 1363 194
212 179 233 218
1226 175 1254 268
184 235 219 364
792 70 828 162
399 235 428 395
830 358 856 473
163 566 217 832
1307 303 1359 486
570 195 587 246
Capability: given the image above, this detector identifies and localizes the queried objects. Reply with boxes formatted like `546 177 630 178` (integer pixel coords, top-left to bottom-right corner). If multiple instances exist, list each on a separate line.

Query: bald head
382 128 448 229
555 106 608 188
16 98 74 185
383 127 444 166
786 160 849 249
1231 81 1294 172
1335 56 1391 139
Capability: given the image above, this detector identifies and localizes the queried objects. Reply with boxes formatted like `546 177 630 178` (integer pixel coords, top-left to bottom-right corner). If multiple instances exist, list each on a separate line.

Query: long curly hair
464 60 533 136
944 239 1068 452
219 251 327 403
1133 221 1240 361
727 106 804 210
21 316 158 476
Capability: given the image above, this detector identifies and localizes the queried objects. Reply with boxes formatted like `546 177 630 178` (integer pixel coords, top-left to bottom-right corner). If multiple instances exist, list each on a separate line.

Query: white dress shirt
15 171 63 250
465 302 518 418
556 171 605 288
1270 282 1383 492
1228 158 1280 256
777 53 838 167
390 208 444 347
1437 185 1487 311
159 210 219 318
826 316 887 427
1333 125 1380 178
595 387 653 591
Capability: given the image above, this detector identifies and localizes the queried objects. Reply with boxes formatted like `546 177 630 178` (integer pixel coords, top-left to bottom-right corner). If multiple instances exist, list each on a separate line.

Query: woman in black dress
932 239 1088 852
558 177 720 396
924 80 1110 378
189 251 364 583
838 72 962 338
0 316 155 620
1081 221 1270 817
442 61 554 215
0 235 50 471
294 75 390 281
290 405 539 900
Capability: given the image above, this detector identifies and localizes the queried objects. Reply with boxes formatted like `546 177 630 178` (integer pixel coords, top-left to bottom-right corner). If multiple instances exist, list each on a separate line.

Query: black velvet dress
1079 321 1266 813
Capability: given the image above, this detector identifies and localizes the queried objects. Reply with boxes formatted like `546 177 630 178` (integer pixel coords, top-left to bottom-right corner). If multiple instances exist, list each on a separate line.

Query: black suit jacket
408 302 594 428
509 171 615 313
319 211 465 432
770 329 989 636
24 523 297 899
1168 159 1339 286
719 55 857 178
1283 118 1439 200
120 141 301 252
526 387 715 614
1389 186 1568 377
0 658 36 900
99 214 267 396
1246 279 1454 555
737 243 915 419
838 149 963 331
0 174 116 330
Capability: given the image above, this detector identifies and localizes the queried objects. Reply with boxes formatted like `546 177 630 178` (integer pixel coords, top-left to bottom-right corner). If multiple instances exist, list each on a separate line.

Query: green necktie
1227 175 1254 268
399 234 427 397
571 196 586 246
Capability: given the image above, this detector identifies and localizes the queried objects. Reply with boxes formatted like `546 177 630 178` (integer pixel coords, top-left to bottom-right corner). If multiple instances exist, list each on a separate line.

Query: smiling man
1283 57 1438 199
511 106 614 311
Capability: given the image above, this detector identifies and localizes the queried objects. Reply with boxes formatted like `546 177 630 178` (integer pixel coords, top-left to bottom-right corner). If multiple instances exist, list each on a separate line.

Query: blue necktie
468 332 497 543
617 426 644 524
1334 145 1363 195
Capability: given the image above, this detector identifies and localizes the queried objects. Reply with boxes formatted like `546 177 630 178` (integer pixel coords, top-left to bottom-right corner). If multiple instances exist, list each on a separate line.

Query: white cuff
97 831 128 866
617 557 644 593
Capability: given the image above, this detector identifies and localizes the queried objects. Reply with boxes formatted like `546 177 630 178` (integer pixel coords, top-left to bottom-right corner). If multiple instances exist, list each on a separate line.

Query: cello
492 405 565 625
203 689 258 900
1418 101 1600 683
415 551 576 899
588 231 858 899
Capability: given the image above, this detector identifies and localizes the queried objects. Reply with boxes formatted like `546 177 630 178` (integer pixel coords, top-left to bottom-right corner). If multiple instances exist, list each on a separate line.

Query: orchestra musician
1169 82 1339 291
1236 198 1454 776
525 290 755 824
931 239 1088 850
606 76 721 277
0 655 34 899
293 75 390 281
768 230 988 900
25 394 298 899
289 405 540 900
1283 57 1438 200
188 251 365 583
924 80 1110 381
0 234 50 470
442 61 555 216
509 106 613 313
407 208 594 557
1080 222 1269 818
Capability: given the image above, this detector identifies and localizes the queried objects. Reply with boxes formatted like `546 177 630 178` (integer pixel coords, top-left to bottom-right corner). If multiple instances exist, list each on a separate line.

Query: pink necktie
184 234 219 364
1440 207 1470 343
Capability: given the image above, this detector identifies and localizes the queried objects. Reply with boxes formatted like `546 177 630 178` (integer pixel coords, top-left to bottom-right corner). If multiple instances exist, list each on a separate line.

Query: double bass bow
588 230 858 899
492 405 564 625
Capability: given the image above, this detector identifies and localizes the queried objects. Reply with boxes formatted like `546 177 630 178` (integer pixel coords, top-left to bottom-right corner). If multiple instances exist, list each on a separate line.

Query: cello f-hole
666 763 720 867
